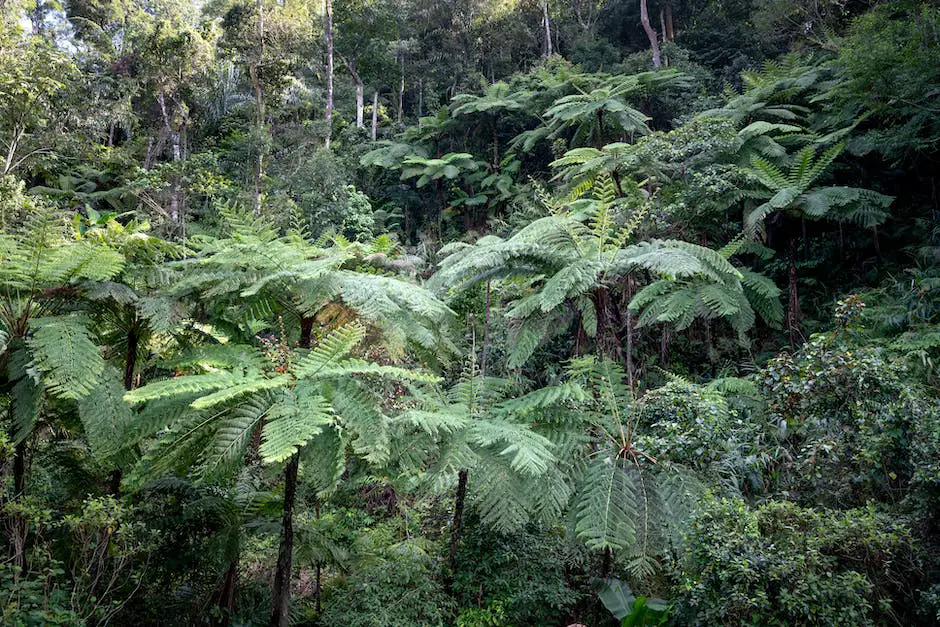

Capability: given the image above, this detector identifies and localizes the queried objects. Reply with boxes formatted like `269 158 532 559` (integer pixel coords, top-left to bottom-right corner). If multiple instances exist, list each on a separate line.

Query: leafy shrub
758 335 925 505
452 523 588 626
675 498 924 626
636 381 731 469
319 542 453 626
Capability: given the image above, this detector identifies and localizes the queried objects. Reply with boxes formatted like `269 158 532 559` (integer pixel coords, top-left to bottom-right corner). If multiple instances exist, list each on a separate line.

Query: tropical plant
742 143 893 343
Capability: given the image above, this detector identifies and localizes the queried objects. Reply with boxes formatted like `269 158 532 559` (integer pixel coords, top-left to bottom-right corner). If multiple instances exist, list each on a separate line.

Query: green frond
575 457 638 552
468 419 554 476
259 390 333 464
290 323 366 379
27 317 104 400
78 369 134 461
392 409 470 436
38 240 125 284
189 375 291 410
203 393 274 473
325 380 389 466
124 373 238 404
301 426 348 497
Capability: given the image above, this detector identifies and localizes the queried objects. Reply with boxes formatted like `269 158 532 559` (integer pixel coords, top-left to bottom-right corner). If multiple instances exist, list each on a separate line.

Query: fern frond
259 390 333 464
27 317 104 400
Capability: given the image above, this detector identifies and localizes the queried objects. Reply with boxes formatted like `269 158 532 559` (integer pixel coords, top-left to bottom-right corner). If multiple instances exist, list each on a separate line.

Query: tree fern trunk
314 498 322 614
481 281 491 377
624 278 635 391
270 452 300 627
11 440 27 573
447 468 468 579
787 238 802 347
211 558 237 627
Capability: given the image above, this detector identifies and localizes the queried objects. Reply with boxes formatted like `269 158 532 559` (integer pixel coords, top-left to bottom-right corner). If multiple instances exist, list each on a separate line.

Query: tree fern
27 317 104 400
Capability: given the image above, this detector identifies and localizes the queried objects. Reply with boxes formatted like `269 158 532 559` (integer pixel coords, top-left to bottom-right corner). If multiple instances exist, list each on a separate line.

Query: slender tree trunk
371 91 379 140
659 9 669 66
123 321 138 392
110 316 140 495
541 1 553 57
212 559 238 627
314 499 322 614
639 0 662 69
660 325 670 368
481 280 491 376
665 2 675 40
787 238 802 347
156 92 183 222
491 118 499 168
447 469 468 579
417 78 423 118
624 277 635 392
397 69 404 124
342 57 364 128
250 0 266 216
11 440 27 573
270 453 300 627
299 317 314 349
324 0 334 148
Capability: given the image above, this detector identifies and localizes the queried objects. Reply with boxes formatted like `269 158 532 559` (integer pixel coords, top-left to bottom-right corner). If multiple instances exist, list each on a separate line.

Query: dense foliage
1 0 938 624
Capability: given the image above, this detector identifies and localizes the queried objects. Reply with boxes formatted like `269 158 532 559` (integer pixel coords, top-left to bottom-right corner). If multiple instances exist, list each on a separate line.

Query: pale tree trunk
156 91 183 223
659 9 669 66
342 57 364 128
371 91 379 140
397 70 404 124
251 0 266 216
324 0 334 148
3 125 23 174
541 1 553 57
639 0 661 69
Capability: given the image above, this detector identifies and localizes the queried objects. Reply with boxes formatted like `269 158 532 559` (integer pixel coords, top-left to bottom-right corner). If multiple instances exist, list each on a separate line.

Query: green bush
675 498 924 626
319 543 454 626
636 381 731 469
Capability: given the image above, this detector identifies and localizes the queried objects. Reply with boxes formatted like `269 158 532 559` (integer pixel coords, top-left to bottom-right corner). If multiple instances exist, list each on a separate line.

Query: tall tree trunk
314 498 322 614
123 319 138 392
324 0 334 148
397 68 404 124
11 440 27 573
270 453 300 627
371 91 379 140
342 57 364 128
156 92 183 222
480 280 491 377
250 0 266 216
639 0 662 69
211 559 238 627
270 317 314 625
787 238 802 347
491 117 499 167
111 315 140 495
299 317 314 349
664 2 675 40
659 9 669 66
447 469 468 579
541 1 553 57
625 277 635 392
